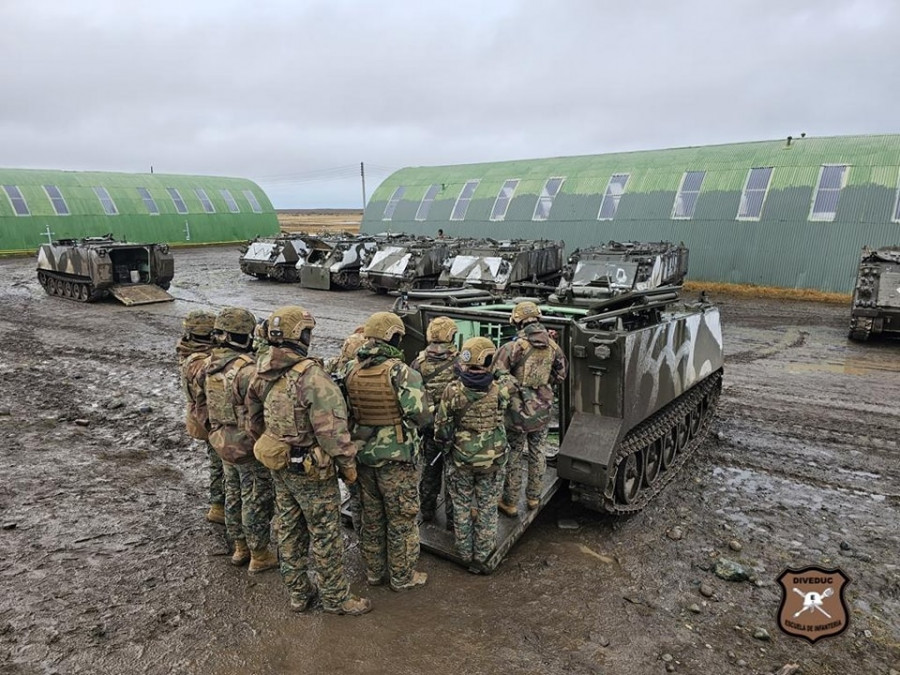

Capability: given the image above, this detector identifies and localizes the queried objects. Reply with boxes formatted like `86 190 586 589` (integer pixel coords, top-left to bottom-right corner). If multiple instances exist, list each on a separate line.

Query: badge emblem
460 349 472 363
776 566 850 643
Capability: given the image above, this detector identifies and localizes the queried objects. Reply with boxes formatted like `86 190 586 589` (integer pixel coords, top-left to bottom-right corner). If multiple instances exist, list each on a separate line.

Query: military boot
497 500 518 518
526 498 540 511
290 592 318 613
323 595 372 616
390 571 427 592
231 540 250 566
206 503 226 524
248 548 278 574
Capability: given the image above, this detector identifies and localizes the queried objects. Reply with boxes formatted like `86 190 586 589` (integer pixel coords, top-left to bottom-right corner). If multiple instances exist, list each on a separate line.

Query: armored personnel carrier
397 286 723 571
360 234 456 293
551 241 689 306
36 235 174 305
849 245 900 341
438 239 564 294
239 234 311 282
298 233 378 290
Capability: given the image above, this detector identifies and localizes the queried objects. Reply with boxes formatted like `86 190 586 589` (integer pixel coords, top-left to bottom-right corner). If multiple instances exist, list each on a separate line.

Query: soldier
495 301 568 516
204 307 276 573
325 325 366 376
435 337 511 568
246 306 370 616
343 312 430 591
410 316 459 523
177 310 225 525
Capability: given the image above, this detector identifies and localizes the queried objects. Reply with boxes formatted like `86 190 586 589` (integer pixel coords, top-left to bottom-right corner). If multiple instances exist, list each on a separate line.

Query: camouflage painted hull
397 291 724 570
36 237 174 305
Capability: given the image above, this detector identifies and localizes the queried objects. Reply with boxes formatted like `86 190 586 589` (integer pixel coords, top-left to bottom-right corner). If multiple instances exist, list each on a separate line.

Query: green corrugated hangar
361 134 900 293
0 169 278 254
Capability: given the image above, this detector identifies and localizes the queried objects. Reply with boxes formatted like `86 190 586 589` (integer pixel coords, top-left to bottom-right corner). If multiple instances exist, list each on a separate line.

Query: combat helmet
183 310 216 339
426 316 458 344
458 337 496 369
267 305 317 346
510 301 542 325
363 311 405 343
214 307 257 349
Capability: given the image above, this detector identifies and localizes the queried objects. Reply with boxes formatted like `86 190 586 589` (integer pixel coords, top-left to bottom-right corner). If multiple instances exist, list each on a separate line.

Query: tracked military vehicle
849 246 900 341
36 235 174 305
397 285 723 571
239 234 311 282
551 241 689 306
298 233 378 290
360 234 456 293
438 239 564 294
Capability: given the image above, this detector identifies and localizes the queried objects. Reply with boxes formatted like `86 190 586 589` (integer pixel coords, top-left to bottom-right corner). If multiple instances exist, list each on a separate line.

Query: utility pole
360 161 367 210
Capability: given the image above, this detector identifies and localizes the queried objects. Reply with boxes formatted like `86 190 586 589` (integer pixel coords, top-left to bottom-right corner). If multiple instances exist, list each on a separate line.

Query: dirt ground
0 247 898 675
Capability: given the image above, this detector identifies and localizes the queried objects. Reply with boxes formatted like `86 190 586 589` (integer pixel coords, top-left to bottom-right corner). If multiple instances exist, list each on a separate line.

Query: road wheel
615 450 642 505
643 438 662 486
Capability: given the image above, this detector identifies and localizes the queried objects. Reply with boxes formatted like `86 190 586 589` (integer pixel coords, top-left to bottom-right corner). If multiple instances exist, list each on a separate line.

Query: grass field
277 209 361 234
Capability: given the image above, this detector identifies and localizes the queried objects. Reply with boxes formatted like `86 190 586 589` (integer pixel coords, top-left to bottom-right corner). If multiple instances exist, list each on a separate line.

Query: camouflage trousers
222 462 243 544
271 468 350 610
358 462 420 586
446 463 503 565
207 442 225 506
419 432 452 522
503 427 549 504
223 459 274 551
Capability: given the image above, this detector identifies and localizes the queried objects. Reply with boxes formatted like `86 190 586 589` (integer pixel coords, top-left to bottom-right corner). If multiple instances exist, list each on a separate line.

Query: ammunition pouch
253 431 291 471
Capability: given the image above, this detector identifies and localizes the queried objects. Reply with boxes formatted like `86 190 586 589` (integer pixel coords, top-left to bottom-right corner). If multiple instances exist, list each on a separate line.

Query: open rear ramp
419 467 560 573
110 284 174 306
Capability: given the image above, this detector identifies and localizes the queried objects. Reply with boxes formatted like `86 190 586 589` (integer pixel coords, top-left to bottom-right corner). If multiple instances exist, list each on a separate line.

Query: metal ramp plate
418 466 560 573
300 266 331 290
110 284 174 306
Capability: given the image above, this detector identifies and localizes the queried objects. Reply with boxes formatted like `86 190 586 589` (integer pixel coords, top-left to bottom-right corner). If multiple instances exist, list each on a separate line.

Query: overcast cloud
1 0 897 208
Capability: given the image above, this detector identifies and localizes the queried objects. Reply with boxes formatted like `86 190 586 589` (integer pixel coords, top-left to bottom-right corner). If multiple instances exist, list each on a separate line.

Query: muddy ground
0 247 898 675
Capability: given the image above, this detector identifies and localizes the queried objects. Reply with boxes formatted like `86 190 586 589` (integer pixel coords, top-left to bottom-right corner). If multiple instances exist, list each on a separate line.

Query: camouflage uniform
495 312 568 509
343 313 430 590
204 327 274 563
324 326 367 533
410 319 458 522
247 306 368 615
176 311 225 521
435 338 511 566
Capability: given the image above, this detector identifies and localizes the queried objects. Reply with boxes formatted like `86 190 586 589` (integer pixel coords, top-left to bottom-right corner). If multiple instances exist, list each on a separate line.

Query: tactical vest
206 354 253 427
263 360 316 439
345 360 404 432
459 384 502 434
419 356 456 403
512 338 555 388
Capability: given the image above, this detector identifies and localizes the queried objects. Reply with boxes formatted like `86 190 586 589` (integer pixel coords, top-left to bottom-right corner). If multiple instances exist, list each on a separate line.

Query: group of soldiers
176 300 567 617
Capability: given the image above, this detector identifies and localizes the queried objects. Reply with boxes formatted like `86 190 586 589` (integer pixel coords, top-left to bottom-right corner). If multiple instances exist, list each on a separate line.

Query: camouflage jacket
410 343 458 411
493 322 568 432
341 340 428 468
246 346 356 469
204 347 256 464
435 371 511 470
180 345 213 439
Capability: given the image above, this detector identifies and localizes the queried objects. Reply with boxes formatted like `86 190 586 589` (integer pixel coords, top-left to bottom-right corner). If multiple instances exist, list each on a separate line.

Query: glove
340 464 358 485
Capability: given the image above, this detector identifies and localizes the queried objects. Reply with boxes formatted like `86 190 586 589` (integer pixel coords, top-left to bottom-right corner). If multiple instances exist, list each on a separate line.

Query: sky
1 0 898 208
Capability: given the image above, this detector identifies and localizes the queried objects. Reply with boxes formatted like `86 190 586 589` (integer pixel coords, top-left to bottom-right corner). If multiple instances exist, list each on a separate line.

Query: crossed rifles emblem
791 586 834 618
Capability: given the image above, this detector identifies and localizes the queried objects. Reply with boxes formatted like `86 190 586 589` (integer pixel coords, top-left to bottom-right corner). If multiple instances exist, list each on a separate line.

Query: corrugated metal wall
0 169 279 253
361 135 900 293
